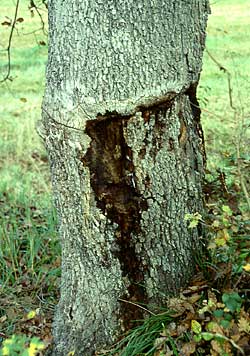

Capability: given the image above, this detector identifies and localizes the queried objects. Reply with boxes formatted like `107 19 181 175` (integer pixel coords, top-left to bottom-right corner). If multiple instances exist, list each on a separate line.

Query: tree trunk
39 1 210 355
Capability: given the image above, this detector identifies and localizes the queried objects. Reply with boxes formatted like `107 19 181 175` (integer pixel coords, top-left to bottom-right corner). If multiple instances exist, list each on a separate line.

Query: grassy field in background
0 0 249 350
199 0 250 180
0 0 59 338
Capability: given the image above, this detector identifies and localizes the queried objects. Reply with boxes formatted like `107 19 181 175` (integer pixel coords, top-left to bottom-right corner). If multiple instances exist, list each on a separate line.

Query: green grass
0 0 59 336
0 0 249 352
198 0 250 179
107 311 175 356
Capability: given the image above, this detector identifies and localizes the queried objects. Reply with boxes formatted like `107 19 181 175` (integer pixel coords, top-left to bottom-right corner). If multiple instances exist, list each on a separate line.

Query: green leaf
184 212 202 229
227 300 238 313
189 220 199 228
26 310 36 320
231 292 242 302
213 309 224 318
239 252 250 259
191 320 202 334
222 293 229 303
201 332 214 341
207 321 218 332
184 213 192 221
222 205 232 216
220 319 230 329
193 334 202 342
224 313 233 321
222 292 242 313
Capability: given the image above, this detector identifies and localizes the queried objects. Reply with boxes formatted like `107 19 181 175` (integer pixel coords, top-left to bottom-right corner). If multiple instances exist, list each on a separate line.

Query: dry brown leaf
211 339 222 354
177 323 189 335
5 307 19 319
154 345 173 356
187 293 201 304
207 321 224 335
230 322 241 342
185 311 196 321
154 336 167 349
223 341 232 354
238 316 250 333
208 290 217 305
0 315 7 323
181 341 196 355
211 339 232 355
238 336 250 355
164 322 177 337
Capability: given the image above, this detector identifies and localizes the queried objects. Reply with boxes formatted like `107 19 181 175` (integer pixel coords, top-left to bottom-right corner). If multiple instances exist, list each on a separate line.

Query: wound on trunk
81 113 148 326
81 98 176 326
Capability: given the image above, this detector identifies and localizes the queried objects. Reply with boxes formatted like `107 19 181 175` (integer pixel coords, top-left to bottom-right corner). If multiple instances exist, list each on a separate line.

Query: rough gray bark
39 1 210 355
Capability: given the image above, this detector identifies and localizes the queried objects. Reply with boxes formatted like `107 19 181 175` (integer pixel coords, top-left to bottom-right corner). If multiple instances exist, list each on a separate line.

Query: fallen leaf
243 263 250 272
187 294 201 304
154 336 167 349
27 310 36 320
238 317 250 333
181 341 196 355
0 315 7 323
191 320 202 334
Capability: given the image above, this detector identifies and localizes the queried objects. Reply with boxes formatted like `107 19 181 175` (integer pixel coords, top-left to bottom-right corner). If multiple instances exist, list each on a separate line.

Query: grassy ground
199 0 250 192
0 0 59 341
0 0 249 354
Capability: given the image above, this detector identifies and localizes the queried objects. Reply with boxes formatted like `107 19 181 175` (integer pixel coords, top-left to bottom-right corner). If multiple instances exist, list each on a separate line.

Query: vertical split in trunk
81 114 149 326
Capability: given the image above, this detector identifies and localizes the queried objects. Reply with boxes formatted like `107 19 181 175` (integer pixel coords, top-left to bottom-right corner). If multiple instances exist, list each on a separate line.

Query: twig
236 133 250 211
29 0 47 35
118 298 156 316
0 0 20 83
191 102 225 120
214 333 245 355
205 48 250 211
205 47 235 110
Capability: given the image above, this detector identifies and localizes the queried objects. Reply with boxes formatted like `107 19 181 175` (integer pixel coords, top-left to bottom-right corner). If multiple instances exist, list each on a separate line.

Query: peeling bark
40 1 210 355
